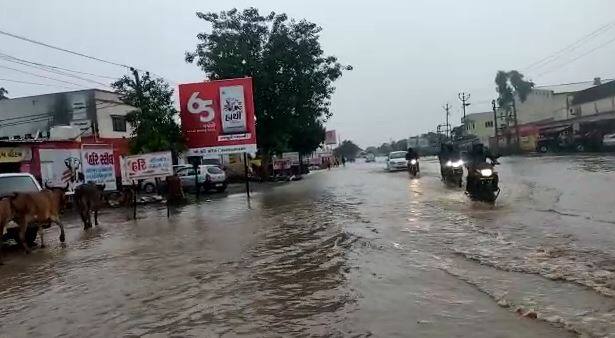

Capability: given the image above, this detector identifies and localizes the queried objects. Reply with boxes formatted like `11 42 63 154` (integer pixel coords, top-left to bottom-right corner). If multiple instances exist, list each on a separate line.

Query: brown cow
10 183 68 254
74 182 106 229
0 197 14 264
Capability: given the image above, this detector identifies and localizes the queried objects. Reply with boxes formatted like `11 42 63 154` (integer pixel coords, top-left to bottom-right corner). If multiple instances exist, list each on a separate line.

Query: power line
0 52 112 86
524 21 615 72
0 63 85 87
0 55 111 87
0 113 50 122
0 77 76 89
537 36 615 77
0 116 52 128
0 51 118 80
0 29 129 68
535 78 614 88
0 29 176 84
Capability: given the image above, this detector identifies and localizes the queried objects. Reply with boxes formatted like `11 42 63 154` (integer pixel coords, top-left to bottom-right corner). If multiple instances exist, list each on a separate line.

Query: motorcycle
442 159 464 187
466 161 500 203
407 159 419 178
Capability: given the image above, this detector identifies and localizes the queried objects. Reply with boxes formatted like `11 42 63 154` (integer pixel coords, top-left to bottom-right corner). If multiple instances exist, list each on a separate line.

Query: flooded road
2 155 615 337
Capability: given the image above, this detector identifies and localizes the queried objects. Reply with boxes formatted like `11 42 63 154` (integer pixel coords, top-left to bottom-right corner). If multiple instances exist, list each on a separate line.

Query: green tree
185 8 345 158
495 70 534 109
0 87 8 100
377 142 393 155
111 73 184 155
334 140 361 160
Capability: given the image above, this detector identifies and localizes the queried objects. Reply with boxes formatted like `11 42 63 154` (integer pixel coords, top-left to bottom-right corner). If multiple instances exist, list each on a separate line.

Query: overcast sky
2 0 615 147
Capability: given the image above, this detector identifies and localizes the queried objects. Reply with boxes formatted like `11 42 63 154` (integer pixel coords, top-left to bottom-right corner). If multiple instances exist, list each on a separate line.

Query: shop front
0 145 33 174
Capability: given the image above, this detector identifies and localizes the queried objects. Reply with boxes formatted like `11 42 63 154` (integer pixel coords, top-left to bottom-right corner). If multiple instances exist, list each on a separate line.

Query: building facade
463 111 495 145
569 80 615 119
0 89 134 140
0 89 135 186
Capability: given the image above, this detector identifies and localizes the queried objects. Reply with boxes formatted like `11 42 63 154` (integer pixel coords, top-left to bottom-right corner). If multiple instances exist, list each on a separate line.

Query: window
177 168 195 177
485 121 494 128
111 115 127 132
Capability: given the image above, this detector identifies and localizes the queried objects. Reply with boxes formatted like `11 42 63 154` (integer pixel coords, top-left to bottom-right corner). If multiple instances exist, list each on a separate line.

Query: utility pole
442 103 451 139
491 100 499 152
458 92 471 130
511 98 521 152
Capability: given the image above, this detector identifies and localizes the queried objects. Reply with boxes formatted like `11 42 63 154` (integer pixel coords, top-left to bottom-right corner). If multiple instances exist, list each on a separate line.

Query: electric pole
458 92 471 127
442 103 451 139
491 100 499 152
511 98 521 152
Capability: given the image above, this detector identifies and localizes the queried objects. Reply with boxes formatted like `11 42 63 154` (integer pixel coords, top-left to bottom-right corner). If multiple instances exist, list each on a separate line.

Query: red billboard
179 78 257 156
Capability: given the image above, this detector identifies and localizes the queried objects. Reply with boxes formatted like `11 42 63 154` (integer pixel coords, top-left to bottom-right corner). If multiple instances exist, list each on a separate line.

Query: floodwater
2 155 615 337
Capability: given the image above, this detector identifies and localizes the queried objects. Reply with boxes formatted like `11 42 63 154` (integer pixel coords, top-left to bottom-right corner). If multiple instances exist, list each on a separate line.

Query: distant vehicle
536 126 602 153
386 151 408 171
602 133 615 149
365 153 376 162
0 173 42 247
176 165 228 193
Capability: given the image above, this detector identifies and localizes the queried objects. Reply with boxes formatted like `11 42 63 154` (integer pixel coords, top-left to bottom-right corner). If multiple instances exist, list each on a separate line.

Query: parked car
175 165 228 193
602 133 615 149
0 173 42 247
537 127 603 153
386 151 408 171
137 165 193 194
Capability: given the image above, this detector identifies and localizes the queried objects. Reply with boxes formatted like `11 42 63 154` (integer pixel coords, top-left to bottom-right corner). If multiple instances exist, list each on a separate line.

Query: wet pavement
2 155 615 337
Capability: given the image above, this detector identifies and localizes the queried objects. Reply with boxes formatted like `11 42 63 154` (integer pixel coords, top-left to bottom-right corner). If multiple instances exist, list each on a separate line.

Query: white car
386 151 408 171
603 133 615 148
176 164 228 193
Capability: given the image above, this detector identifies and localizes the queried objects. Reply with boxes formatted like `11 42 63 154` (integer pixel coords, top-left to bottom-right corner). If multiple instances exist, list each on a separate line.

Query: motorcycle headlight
452 160 464 168
410 159 417 165
479 169 493 177
445 160 453 167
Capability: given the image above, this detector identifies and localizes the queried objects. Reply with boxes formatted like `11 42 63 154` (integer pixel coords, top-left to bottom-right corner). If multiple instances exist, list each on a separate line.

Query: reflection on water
0 185 362 337
3 157 613 337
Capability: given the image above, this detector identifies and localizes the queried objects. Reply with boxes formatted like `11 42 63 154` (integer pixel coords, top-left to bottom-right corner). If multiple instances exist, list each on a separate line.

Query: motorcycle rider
438 142 458 179
405 147 420 173
466 143 499 192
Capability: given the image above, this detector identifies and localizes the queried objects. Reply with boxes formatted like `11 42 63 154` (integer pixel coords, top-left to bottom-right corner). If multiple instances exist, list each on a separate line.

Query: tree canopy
333 140 361 160
186 7 346 156
111 73 184 155
495 70 534 109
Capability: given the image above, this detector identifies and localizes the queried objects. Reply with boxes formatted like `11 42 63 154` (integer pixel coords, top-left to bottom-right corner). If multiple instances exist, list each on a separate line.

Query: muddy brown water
2 156 615 337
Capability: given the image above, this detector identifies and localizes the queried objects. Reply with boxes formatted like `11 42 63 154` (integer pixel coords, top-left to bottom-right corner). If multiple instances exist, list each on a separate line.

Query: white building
0 89 134 140
463 111 495 145
508 80 600 125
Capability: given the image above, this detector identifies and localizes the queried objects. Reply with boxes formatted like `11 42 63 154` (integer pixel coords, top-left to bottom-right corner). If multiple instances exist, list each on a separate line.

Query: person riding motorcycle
405 147 420 173
466 143 499 192
438 143 459 179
